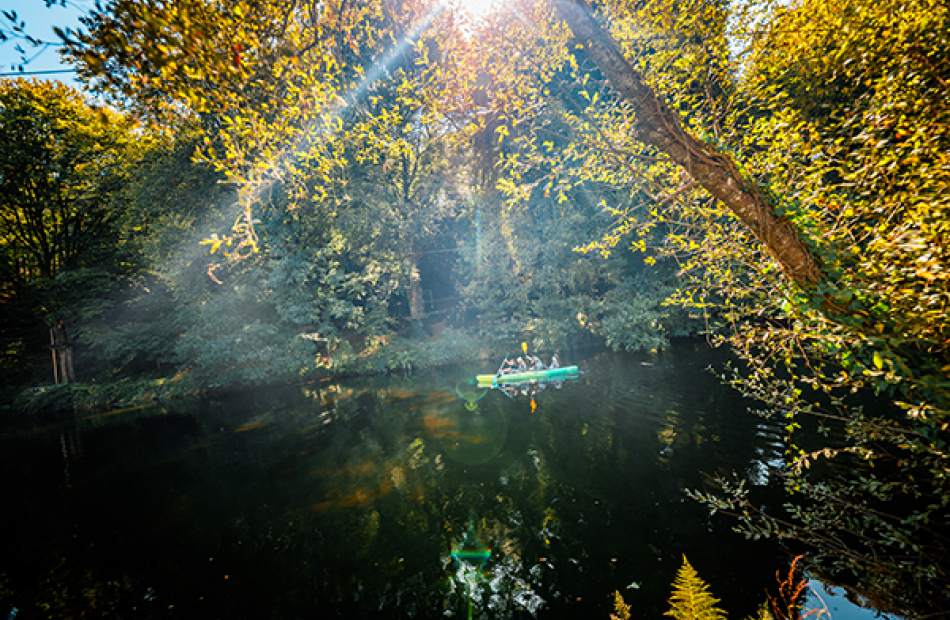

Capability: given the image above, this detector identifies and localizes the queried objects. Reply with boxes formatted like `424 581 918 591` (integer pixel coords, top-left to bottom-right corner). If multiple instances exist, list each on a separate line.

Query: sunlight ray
211 3 448 276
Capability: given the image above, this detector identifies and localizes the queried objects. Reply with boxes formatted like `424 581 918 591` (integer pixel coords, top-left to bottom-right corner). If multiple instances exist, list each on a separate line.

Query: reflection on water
444 517 549 620
456 379 489 411
448 518 492 619
430 393 507 465
2 343 806 619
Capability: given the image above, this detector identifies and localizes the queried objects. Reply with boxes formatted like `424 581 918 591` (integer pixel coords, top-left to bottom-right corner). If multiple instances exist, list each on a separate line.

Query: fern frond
665 555 728 620
744 602 775 620
611 590 632 620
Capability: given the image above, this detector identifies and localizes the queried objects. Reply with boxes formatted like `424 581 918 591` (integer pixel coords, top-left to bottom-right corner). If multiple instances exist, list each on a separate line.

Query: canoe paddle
496 352 510 377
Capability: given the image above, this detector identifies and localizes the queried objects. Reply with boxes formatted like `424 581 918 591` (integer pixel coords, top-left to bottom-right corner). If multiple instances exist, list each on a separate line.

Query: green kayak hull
476 365 578 386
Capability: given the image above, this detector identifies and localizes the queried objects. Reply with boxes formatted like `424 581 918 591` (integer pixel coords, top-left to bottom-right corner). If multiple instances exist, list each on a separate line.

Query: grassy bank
7 327 503 415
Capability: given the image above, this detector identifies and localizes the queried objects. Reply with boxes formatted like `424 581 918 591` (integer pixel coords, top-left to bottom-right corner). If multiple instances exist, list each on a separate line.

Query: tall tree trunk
49 320 76 384
552 0 823 289
63 344 76 384
50 327 59 385
408 251 426 339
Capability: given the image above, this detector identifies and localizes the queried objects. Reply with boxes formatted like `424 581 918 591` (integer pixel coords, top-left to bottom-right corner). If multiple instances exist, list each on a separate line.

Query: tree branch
551 0 823 289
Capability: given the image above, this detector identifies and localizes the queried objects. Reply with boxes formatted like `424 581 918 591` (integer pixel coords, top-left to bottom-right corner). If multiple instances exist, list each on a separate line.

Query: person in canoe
528 355 546 371
498 358 518 375
516 357 527 372
549 353 560 369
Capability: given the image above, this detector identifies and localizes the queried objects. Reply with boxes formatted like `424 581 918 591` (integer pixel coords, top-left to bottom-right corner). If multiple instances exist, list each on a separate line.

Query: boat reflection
494 374 577 401
443 517 546 620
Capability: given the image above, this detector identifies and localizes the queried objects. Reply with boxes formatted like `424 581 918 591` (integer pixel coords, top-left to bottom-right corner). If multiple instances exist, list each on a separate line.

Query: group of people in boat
498 352 560 376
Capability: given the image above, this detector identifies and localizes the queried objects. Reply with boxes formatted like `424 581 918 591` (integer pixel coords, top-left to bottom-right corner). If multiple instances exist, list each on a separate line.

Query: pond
1 342 851 619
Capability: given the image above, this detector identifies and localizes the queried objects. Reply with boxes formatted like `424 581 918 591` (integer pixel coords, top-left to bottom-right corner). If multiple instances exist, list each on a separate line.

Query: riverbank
7 327 606 415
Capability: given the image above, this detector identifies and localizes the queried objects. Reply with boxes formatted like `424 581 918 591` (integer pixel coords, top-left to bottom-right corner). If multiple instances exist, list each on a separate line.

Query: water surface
2 343 803 619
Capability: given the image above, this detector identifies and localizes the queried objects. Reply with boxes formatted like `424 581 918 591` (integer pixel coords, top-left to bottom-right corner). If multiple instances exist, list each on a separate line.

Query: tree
0 77 142 384
552 0 822 288
52 0 949 609
437 0 947 613
691 0 950 612
453 179 693 351
343 76 467 335
61 0 451 261
484 2 950 613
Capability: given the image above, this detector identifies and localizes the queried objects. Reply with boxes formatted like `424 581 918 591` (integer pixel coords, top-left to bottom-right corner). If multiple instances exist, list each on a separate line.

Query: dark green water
1 342 798 619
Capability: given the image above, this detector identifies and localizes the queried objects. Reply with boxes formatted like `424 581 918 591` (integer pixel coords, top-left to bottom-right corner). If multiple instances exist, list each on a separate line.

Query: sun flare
455 0 500 18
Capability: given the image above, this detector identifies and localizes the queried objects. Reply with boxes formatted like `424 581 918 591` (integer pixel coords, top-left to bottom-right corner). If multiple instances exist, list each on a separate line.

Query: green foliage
453 0 948 614
61 0 379 126
329 327 484 375
734 0 950 419
172 291 320 385
0 78 141 292
9 0 946 616
57 0 479 387
80 132 462 389
11 375 204 413
455 185 695 352
610 556 787 620
678 0 950 613
12 384 79 415
48 0 689 394
590 279 684 352
0 77 149 386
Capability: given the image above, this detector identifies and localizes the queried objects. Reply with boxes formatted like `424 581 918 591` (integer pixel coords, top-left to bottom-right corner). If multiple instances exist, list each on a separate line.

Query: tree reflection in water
0 344 800 619
443 516 547 620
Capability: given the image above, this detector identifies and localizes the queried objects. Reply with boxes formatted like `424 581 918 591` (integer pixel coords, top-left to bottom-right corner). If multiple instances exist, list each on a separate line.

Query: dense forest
1 0 947 617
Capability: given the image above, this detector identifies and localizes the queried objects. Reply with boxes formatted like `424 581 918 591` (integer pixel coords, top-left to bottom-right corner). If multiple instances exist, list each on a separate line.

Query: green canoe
476 365 578 386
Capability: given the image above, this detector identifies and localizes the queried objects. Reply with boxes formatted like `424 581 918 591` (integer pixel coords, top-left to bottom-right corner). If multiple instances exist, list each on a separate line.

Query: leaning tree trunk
553 0 823 289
